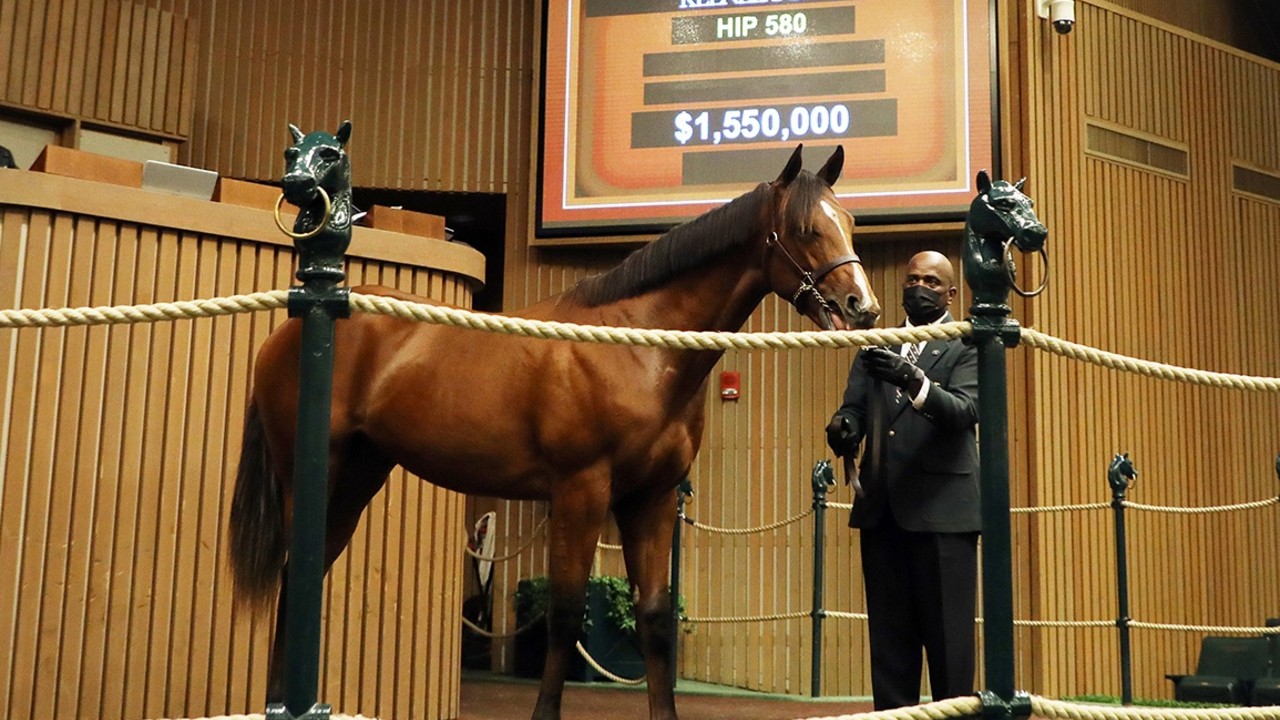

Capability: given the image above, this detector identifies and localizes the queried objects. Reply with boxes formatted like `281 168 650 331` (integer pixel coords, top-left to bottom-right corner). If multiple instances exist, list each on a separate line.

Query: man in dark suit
825 250 980 710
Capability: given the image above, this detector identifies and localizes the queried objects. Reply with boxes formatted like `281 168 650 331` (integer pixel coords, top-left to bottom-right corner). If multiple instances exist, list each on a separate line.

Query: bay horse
229 127 881 720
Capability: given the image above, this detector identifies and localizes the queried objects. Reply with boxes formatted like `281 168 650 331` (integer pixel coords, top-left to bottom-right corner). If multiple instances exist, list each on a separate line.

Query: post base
979 690 1033 720
266 702 332 720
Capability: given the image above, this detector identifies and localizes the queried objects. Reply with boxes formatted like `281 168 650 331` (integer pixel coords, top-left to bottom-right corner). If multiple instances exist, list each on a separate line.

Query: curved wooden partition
0 165 483 720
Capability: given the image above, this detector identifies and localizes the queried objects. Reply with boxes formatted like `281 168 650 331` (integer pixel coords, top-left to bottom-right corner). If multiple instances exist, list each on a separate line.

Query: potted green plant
513 575 689 682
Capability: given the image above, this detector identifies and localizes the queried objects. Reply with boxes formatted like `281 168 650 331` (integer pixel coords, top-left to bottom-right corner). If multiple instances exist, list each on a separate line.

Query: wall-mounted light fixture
1036 0 1075 34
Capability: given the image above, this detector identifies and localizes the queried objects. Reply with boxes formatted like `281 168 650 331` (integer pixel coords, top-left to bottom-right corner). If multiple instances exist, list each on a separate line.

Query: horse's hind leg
265 433 394 705
532 468 612 720
615 485 680 720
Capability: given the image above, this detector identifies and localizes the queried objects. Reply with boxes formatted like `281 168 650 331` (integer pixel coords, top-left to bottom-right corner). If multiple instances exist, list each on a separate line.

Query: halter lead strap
764 231 861 312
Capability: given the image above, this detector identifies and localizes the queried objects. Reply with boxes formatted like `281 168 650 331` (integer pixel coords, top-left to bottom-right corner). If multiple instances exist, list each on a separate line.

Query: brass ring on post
1003 237 1049 298
273 186 332 240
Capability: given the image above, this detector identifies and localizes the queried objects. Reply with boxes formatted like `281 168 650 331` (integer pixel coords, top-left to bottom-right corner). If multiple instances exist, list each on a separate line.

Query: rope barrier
683 507 814 534
461 614 545 639
795 694 982 720
1123 498 1280 514
1020 328 1280 392
464 517 549 563
0 291 289 328
348 292 970 350
574 641 646 685
685 610 810 624
3 292 1277 392
1012 502 1111 514
1031 696 1280 720
796 695 1280 720
1129 621 1280 635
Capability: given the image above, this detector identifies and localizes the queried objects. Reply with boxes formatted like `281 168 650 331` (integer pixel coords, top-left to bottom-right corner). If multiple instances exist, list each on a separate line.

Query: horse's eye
319 147 341 161
284 148 299 160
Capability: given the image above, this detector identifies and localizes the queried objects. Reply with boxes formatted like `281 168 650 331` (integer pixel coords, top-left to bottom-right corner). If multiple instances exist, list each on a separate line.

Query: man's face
902 256 956 308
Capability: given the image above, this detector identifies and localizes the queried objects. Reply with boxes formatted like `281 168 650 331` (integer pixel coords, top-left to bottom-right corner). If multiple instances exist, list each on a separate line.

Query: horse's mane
565 174 829 307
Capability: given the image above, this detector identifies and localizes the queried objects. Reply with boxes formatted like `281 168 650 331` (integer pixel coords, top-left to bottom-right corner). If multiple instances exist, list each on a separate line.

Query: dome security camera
1050 0 1075 34
1037 0 1075 35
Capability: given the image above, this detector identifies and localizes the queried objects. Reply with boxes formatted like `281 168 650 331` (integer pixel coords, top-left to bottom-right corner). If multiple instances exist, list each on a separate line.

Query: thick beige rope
574 641 647 685
796 695 1280 720
5 292 1279 391
1011 502 1111 514
463 517 549 563
1130 621 1280 634
1031 695 1280 720
684 507 815 535
1122 498 1279 514
795 694 982 720
0 291 289 327
685 610 810 624
461 613 544 639
347 292 967 350
1020 328 1280 392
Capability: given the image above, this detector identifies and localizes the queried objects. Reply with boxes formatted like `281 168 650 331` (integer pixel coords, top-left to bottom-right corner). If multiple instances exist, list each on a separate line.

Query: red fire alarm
719 371 740 401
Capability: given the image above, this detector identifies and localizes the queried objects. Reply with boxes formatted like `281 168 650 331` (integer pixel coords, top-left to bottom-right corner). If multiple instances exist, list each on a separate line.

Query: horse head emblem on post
274 120 354 283
962 170 1049 314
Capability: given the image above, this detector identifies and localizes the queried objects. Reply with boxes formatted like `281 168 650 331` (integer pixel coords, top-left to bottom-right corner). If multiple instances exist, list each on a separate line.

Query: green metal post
270 122 355 720
670 477 692 691
810 460 834 697
1107 453 1138 706
962 171 1045 720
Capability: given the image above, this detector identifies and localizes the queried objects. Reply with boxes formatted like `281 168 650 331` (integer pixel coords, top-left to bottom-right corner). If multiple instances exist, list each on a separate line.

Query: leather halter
764 231 861 315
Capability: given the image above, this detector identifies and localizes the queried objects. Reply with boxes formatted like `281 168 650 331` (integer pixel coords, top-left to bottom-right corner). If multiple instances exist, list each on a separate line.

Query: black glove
862 346 925 395
825 414 859 456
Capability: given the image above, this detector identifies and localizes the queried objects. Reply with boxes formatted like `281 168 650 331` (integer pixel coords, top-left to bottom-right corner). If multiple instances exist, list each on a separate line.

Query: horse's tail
229 399 286 611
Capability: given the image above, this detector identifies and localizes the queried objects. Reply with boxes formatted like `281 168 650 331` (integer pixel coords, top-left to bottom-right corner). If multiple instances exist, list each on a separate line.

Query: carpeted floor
459 673 873 720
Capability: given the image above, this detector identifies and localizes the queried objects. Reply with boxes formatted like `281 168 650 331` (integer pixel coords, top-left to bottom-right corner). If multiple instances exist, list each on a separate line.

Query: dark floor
458 672 873 720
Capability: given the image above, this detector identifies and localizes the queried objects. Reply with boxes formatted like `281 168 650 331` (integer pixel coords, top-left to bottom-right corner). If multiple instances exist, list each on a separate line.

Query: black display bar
645 40 883 76
644 70 885 105
682 145 847 185
586 0 835 18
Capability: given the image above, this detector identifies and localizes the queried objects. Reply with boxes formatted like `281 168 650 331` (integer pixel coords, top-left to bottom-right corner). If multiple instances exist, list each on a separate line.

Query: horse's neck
615 245 769 390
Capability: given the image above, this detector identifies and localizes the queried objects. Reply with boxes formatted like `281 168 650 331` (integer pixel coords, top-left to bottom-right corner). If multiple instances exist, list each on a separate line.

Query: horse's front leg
532 471 611 720
615 485 680 720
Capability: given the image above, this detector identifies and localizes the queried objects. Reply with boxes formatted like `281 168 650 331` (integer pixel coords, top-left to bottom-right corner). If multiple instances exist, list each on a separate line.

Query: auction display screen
537 0 995 237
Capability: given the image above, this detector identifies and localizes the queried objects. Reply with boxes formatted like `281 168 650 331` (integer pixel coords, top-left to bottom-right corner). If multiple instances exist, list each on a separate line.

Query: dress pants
860 515 979 710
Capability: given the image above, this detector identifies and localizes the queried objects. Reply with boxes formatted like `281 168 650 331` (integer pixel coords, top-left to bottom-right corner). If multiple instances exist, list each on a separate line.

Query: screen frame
534 0 1002 241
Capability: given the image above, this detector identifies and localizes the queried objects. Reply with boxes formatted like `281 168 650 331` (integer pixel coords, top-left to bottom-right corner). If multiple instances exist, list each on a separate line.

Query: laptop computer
141 160 218 200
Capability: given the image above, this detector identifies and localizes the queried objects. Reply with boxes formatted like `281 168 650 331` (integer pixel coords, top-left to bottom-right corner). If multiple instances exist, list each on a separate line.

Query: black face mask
902 285 946 324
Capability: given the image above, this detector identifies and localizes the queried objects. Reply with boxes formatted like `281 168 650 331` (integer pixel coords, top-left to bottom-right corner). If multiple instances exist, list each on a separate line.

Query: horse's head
281 120 353 211
762 145 880 330
969 170 1048 253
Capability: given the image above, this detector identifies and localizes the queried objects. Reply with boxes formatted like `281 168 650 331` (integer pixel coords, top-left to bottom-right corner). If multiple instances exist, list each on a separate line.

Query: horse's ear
288 124 304 143
335 120 353 147
816 146 844 187
1014 177 1026 191
776 144 803 186
976 170 992 193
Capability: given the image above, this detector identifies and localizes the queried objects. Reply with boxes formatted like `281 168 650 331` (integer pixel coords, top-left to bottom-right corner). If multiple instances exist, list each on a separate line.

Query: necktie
904 341 922 365
896 342 923 402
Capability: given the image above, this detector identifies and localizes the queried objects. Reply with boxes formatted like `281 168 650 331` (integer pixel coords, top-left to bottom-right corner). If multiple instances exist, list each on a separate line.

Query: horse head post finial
275 120 355 286
963 170 1049 346
1108 452 1138 500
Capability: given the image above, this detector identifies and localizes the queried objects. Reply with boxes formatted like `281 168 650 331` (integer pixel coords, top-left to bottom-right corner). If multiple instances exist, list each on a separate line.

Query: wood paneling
1017 0 1280 700
0 177 473 720
171 0 535 193
0 0 195 138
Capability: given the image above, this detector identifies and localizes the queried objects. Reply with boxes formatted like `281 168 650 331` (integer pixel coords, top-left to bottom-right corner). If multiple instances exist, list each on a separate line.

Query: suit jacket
830 315 980 533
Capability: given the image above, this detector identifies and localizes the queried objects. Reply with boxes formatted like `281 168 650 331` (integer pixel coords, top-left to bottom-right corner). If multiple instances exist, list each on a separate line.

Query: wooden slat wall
0 203 470 720
1018 0 1280 700
166 0 535 192
0 0 195 138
